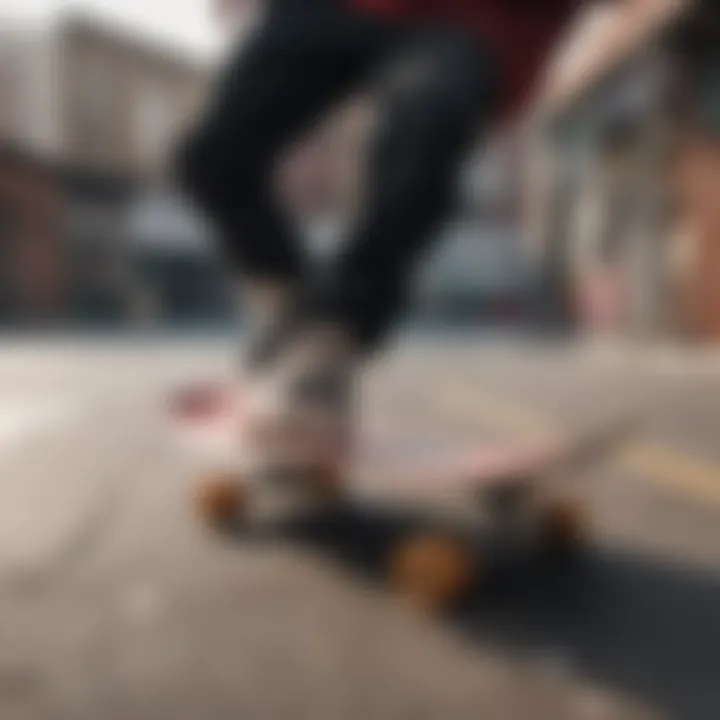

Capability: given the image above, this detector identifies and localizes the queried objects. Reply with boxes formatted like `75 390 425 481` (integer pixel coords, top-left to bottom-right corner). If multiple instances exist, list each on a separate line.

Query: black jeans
177 0 499 350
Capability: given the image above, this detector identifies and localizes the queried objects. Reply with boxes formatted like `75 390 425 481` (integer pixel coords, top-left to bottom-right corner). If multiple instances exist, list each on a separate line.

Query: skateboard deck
169 380 627 499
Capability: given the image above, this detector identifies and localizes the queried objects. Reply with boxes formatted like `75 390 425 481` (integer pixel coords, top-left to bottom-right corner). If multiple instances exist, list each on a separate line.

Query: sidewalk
0 396 139 585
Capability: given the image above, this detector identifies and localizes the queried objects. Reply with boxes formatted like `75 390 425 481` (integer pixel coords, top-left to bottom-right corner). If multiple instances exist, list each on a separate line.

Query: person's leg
175 0 397 364
308 30 501 351
273 29 499 475
175 1 413 480
263 31 501 474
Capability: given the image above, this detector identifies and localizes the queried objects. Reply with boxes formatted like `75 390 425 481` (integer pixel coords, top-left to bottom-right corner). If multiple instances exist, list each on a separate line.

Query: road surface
1 335 720 720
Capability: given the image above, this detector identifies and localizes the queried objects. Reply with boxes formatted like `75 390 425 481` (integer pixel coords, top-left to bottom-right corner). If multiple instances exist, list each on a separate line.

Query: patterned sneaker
242 321 357 490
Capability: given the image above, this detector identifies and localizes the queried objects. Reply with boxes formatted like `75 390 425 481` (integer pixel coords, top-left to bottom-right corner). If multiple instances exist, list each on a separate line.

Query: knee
449 34 500 102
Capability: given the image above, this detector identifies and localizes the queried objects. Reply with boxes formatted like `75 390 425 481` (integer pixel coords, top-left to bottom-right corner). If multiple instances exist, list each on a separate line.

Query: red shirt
350 0 576 118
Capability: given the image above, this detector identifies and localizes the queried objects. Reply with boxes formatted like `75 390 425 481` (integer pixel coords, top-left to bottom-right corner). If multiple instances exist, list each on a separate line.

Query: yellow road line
618 442 720 506
439 389 720 507
439 389 563 441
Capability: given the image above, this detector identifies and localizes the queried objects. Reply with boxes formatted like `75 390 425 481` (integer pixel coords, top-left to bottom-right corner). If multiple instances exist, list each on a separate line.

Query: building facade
0 145 68 324
1 15 208 180
58 16 208 181
0 14 212 326
530 0 720 342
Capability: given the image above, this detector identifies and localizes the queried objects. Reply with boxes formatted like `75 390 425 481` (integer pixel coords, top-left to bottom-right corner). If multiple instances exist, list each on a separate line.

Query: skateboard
170 381 630 612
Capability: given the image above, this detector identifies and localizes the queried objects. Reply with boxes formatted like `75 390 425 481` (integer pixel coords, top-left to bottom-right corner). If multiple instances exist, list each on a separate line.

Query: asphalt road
1 335 720 720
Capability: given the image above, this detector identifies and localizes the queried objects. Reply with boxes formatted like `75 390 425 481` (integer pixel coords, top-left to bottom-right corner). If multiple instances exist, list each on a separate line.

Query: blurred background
1 0 720 338
2 1 720 719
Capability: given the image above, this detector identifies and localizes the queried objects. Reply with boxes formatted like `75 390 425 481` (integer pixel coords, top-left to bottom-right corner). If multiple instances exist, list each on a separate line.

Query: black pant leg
175 2 394 281
317 31 501 349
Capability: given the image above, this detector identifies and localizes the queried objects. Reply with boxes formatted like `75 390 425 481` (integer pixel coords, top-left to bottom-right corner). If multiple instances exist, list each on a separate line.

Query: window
75 57 118 151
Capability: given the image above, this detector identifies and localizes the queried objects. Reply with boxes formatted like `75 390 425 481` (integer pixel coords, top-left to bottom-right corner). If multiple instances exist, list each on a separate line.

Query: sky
0 0 220 58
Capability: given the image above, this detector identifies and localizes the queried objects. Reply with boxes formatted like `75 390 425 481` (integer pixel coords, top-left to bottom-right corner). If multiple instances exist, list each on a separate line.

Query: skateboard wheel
195 473 250 529
388 532 475 613
537 497 587 552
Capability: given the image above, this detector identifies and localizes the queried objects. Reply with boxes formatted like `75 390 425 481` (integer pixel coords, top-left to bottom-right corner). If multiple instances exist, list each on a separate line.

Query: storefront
527 0 713 341
0 145 68 325
125 192 232 326
63 168 136 325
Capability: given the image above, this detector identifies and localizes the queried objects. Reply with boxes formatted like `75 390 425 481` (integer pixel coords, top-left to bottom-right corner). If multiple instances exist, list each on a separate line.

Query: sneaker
242 321 357 487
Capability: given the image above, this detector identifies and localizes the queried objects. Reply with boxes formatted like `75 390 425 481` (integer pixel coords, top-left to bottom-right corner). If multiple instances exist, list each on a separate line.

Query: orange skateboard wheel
388 532 475 612
195 473 250 528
